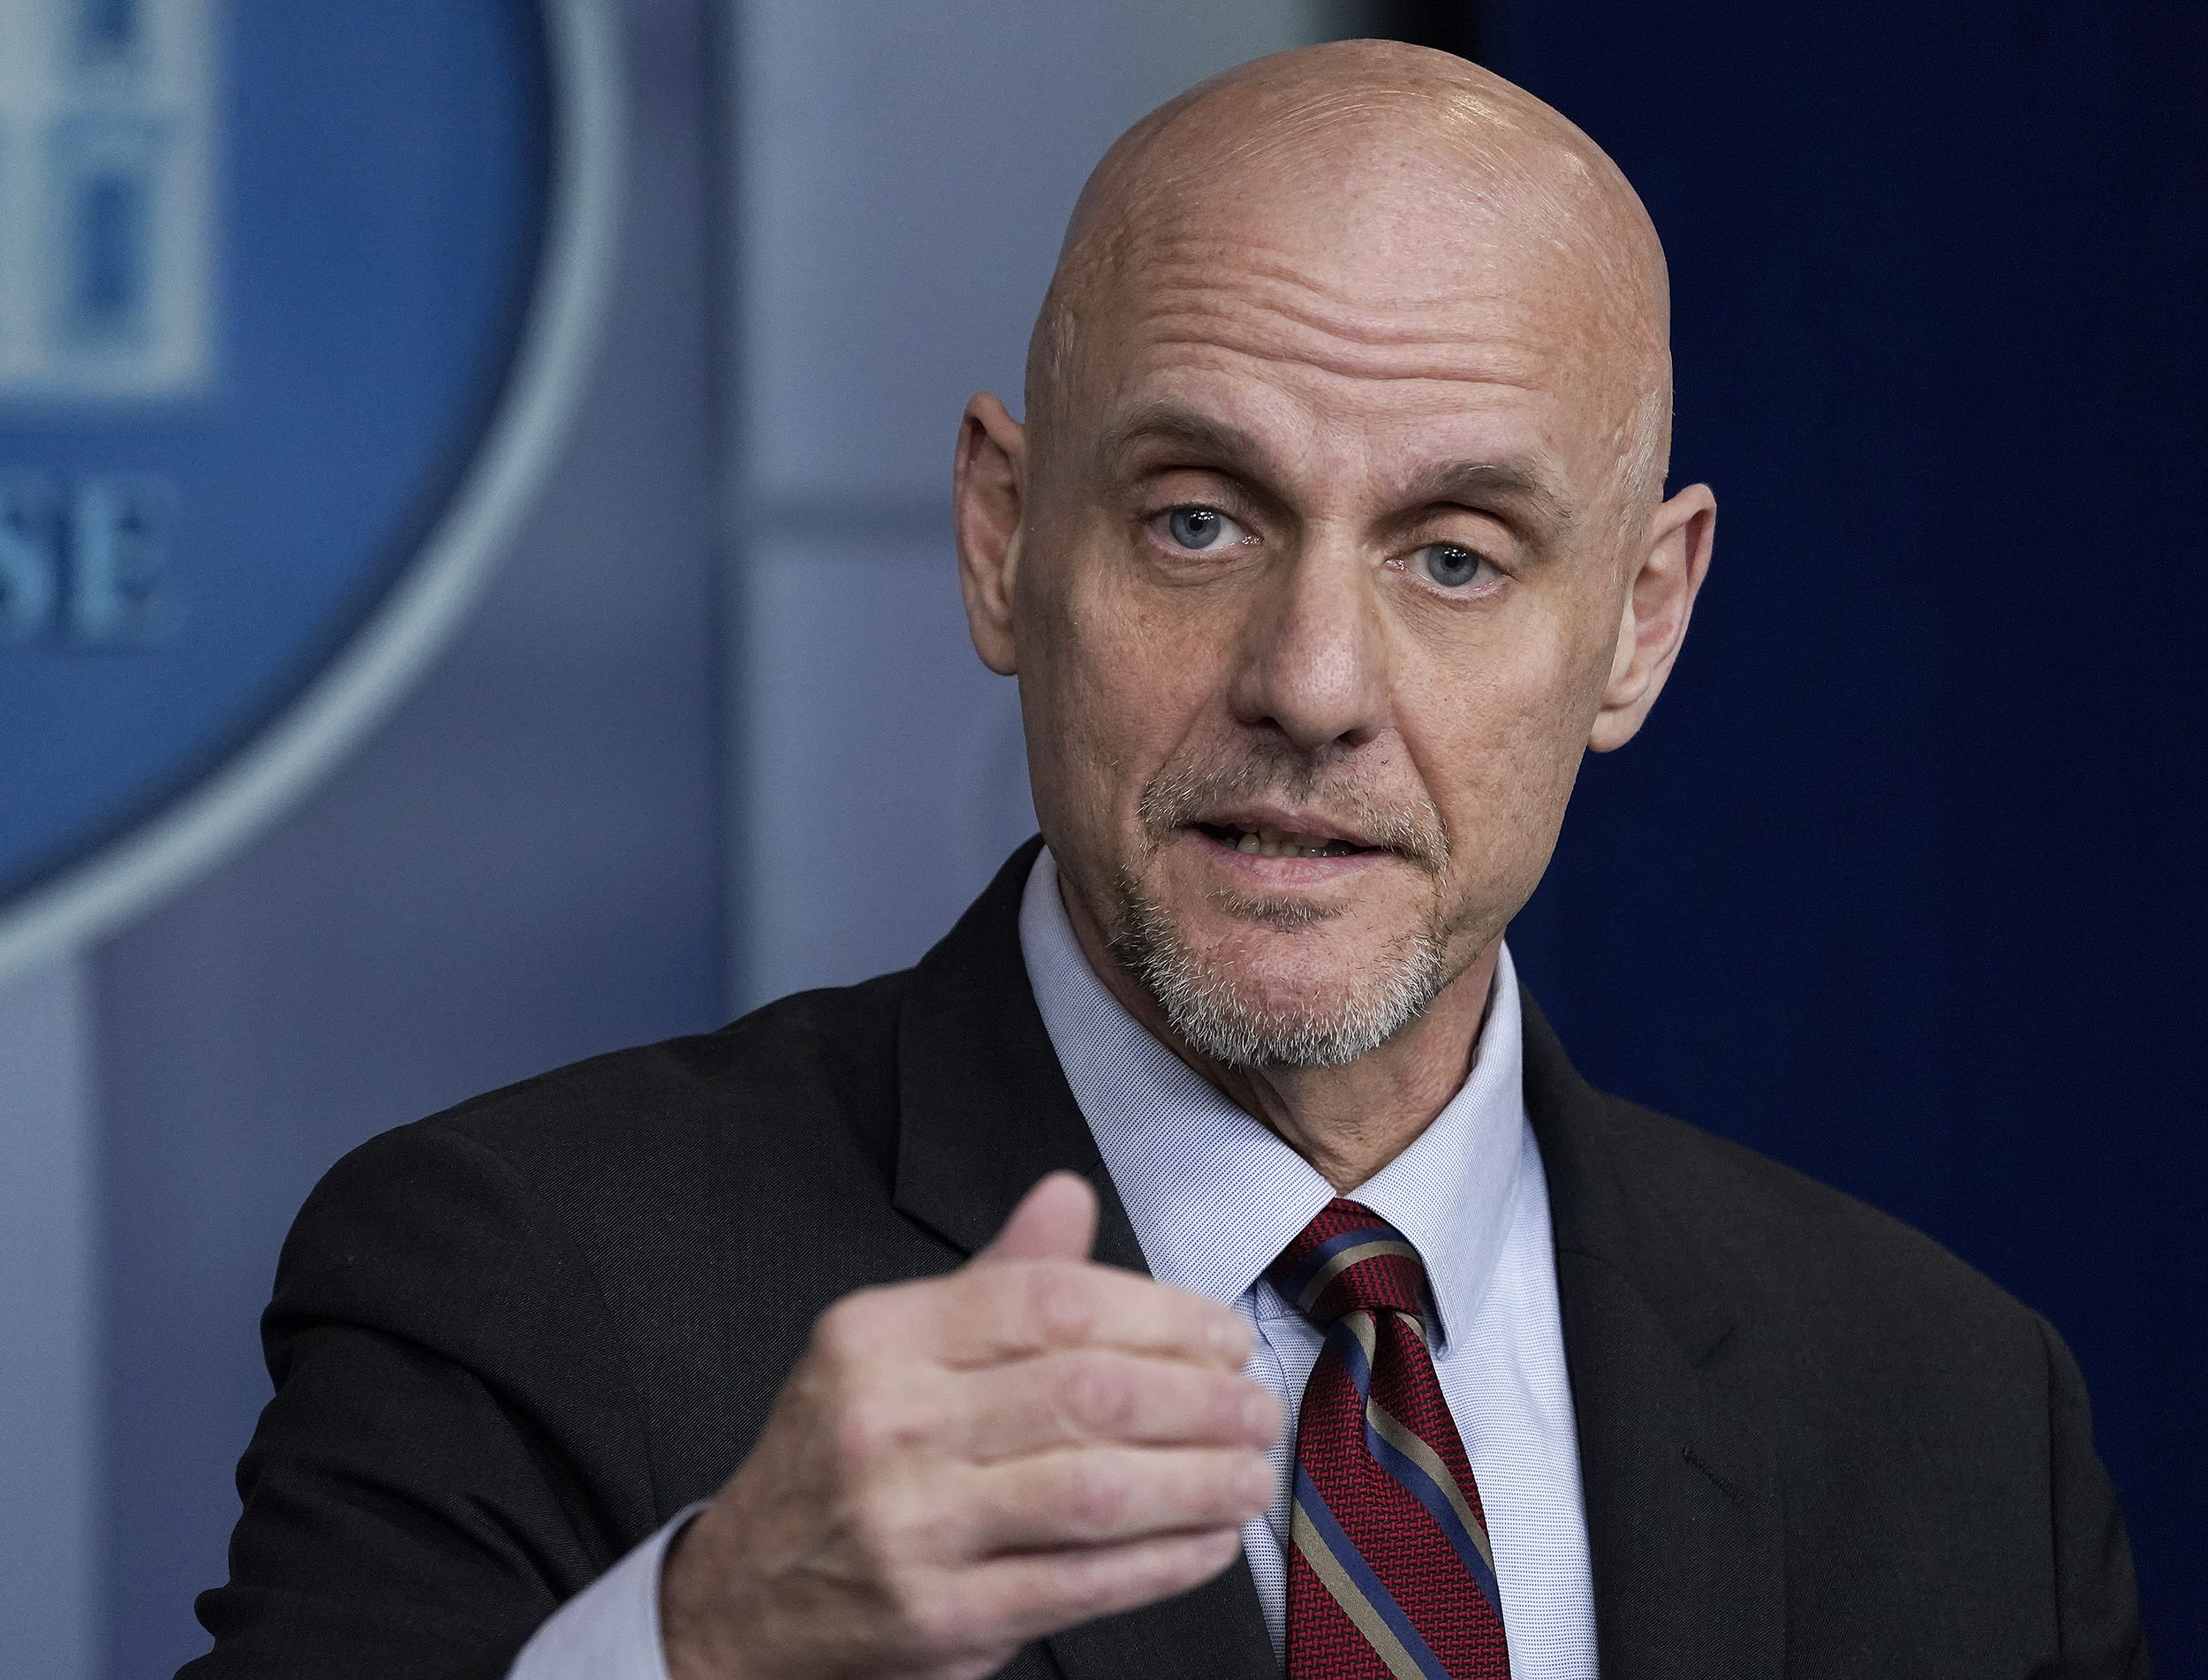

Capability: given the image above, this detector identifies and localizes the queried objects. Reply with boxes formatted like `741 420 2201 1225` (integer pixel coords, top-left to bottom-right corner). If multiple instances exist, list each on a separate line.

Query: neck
1057 878 1501 1194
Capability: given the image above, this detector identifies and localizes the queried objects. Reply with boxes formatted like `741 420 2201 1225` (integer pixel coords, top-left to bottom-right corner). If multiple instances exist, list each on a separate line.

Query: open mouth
1192 821 1381 860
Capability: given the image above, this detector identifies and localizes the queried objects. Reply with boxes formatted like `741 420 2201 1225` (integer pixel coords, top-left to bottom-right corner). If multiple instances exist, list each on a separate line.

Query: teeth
1230 823 1355 859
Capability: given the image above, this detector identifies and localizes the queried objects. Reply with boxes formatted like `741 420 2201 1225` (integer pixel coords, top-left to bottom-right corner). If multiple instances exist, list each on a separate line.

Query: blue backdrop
0 0 545 903
1483 1 2205 1662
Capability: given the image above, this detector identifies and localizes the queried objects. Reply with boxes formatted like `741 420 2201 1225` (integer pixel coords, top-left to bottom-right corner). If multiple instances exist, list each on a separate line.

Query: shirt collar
1017 847 1529 1351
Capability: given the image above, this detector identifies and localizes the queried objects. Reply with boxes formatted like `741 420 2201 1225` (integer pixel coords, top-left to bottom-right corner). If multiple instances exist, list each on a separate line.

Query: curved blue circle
0 0 548 903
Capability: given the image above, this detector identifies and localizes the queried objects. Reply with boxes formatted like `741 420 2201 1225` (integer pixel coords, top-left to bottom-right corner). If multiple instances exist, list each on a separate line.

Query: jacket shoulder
327 966 915 1214
1572 1086 2075 1476
1593 1089 2038 1336
268 965 926 1405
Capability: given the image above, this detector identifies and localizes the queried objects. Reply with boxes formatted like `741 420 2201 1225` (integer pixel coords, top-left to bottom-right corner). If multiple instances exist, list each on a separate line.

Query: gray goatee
1103 748 1460 1071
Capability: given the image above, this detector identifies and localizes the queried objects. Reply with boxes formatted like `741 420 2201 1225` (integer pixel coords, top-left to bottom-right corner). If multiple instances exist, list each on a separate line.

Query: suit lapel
892 840 1279 1680
1520 994 1785 1680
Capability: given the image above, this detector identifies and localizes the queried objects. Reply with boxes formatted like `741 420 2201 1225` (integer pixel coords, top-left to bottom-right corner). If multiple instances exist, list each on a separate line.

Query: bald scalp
1025 40 1674 521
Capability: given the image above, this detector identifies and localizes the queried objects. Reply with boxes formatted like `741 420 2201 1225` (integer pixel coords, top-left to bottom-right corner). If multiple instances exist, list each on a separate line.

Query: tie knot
1267 1199 1429 1326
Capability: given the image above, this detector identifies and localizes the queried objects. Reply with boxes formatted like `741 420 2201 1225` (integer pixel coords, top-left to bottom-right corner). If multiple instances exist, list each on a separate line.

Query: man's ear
1589 482 1717 753
954 392 1027 677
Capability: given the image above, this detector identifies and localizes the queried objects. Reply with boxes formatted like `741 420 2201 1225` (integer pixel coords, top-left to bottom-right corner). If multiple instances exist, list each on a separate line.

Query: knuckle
900 1582 982 1653
844 1484 919 1571
813 1290 882 1363
833 1374 945 1477
832 1391 896 1468
1062 1352 1138 1435
1060 1456 1129 1536
1025 1262 1098 1345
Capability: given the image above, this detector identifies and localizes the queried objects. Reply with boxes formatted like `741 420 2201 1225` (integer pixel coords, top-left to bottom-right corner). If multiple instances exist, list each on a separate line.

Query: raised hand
661 1171 1281 1680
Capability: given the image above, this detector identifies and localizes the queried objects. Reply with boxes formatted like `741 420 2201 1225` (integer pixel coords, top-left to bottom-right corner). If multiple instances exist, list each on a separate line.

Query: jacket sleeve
178 1121 662 1679
2040 1316 2151 1679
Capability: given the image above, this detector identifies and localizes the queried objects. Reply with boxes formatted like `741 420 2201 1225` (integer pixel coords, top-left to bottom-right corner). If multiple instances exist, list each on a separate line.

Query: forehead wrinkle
1138 247 1561 353
1083 255 1652 523
1133 300 1565 416
1136 268 1564 390
1064 156 1653 413
1144 323 1546 391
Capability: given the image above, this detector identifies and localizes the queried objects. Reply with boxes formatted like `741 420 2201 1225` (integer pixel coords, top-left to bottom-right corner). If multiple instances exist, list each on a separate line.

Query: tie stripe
1329 1311 1507 1616
1270 1200 1511 1680
1365 1401 1503 1605
1290 1468 1455 1680
1281 1234 1425 1314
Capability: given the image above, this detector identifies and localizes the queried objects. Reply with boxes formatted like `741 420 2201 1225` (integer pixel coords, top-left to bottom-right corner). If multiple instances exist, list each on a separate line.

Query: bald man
185 43 2147 1680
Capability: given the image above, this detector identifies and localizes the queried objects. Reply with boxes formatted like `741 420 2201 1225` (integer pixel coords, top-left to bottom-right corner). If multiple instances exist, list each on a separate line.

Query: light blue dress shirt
513 850 1599 1678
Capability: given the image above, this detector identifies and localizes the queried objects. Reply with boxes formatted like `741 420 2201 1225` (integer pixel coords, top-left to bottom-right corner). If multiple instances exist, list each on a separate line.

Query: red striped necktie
1267 1200 1511 1680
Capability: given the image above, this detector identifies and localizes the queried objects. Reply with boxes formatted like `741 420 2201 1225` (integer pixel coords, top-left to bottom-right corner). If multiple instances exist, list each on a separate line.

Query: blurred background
0 0 2198 1674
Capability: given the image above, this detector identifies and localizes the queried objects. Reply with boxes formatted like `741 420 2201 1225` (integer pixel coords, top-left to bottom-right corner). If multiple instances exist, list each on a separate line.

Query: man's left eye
1414 542 1497 590
1157 505 1248 552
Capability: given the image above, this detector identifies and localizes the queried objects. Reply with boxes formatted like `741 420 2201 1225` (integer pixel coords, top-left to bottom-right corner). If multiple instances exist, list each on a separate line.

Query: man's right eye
1158 505 1248 552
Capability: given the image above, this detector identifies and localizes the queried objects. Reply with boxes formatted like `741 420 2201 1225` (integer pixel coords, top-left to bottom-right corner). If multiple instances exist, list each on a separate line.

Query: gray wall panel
742 535 1031 1003
0 957 99 1680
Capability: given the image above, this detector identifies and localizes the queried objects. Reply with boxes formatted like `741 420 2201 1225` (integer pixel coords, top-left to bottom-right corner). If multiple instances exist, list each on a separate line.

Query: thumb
973 1170 1098 1266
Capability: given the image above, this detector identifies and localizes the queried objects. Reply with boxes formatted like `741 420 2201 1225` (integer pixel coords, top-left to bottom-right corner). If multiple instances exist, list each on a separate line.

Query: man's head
955 41 1714 1071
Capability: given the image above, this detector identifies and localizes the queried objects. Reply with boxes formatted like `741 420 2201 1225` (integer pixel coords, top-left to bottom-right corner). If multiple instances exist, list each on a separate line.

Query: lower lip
1183 827 1394 884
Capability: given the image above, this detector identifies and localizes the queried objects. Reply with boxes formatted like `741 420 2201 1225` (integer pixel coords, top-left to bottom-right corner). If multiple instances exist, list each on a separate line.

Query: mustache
1135 745 1451 875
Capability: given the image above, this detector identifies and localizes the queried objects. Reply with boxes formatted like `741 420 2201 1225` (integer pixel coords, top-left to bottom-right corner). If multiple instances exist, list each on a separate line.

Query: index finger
929 1257 1252 1372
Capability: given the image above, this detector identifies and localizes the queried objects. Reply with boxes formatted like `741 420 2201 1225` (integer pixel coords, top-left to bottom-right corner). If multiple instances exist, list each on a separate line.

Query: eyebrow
1396 458 1579 542
1095 405 1271 480
1093 402 1580 543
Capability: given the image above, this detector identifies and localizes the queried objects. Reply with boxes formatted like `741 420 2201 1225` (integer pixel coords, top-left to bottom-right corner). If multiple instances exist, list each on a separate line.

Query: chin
1110 894 1456 1071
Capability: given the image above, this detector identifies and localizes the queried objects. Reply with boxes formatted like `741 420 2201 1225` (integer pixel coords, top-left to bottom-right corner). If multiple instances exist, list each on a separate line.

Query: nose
1227 536 1392 753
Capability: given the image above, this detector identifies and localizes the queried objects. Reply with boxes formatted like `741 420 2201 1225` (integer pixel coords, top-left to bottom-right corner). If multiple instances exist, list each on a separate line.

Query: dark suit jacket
184 841 2149 1679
